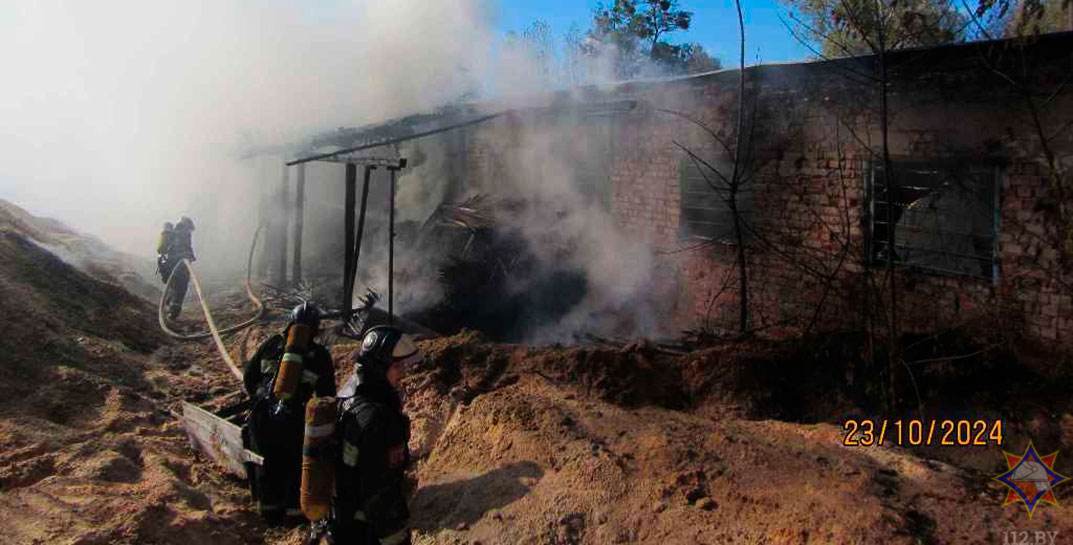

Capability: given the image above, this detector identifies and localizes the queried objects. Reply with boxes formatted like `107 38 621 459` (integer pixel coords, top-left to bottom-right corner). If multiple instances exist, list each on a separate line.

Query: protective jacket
330 371 412 545
156 228 173 255
161 226 194 315
156 228 174 282
169 227 196 261
243 330 337 519
243 332 336 402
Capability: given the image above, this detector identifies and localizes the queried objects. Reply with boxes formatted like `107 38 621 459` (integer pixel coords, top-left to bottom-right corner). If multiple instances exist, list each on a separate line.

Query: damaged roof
282 30 1073 163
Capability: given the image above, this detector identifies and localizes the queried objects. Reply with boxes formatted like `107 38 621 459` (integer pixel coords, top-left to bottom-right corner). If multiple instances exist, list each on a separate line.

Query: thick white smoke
1 0 675 340
0 0 496 268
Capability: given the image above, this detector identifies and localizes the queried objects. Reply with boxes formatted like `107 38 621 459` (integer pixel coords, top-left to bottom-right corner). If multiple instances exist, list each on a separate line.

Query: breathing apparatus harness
267 302 322 417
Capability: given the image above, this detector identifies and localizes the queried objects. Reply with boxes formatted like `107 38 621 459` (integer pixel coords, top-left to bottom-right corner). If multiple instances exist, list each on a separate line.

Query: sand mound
398 333 1073 544
2 206 1071 544
0 199 159 302
0 228 269 545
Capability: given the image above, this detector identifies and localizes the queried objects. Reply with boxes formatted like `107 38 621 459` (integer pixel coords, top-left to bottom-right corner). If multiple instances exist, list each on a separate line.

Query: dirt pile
0 227 273 544
0 199 158 301
398 332 1073 544
2 205 1071 544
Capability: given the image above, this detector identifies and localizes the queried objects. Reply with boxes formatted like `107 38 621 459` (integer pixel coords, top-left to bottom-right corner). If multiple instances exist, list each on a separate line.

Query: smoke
486 120 671 342
0 0 495 273
275 9 679 341
1 0 679 340
344 107 676 342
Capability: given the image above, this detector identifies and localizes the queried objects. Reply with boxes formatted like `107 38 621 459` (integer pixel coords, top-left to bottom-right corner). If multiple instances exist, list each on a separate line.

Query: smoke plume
0 0 495 270
1 0 678 340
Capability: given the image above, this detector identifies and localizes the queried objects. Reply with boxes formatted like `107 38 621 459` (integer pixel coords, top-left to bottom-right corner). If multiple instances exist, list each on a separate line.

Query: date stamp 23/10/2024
842 418 1003 447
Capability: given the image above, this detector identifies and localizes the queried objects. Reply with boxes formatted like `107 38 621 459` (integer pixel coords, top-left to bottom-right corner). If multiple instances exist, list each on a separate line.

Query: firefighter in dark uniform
330 326 421 545
156 222 175 282
164 216 196 319
244 302 337 522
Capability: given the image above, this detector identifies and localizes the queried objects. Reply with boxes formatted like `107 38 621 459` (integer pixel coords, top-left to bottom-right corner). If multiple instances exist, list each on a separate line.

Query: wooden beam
343 163 357 317
387 166 398 323
314 156 404 167
277 163 289 285
349 166 373 317
292 163 305 284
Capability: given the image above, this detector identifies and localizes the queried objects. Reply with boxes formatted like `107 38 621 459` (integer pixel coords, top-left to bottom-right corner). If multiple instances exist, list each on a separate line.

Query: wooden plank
181 401 263 478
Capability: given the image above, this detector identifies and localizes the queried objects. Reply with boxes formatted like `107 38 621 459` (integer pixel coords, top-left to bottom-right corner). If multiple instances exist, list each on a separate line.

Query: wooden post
292 163 305 285
387 166 397 323
256 170 271 280
343 163 357 318
349 166 373 314
277 163 289 285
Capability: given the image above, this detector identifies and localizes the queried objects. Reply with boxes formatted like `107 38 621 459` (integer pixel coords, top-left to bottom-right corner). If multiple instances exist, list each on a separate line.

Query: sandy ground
1 220 1072 544
399 335 1073 545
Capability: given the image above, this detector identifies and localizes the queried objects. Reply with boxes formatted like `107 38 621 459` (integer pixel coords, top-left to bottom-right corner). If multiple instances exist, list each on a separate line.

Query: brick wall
449 36 1073 347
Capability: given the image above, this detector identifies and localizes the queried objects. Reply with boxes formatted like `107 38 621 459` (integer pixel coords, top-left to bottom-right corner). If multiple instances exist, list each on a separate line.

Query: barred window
572 117 614 209
867 161 998 279
678 156 754 242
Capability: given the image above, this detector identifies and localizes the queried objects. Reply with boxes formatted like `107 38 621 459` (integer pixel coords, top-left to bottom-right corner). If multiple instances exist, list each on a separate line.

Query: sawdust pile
0 199 158 302
399 333 1073 544
0 225 271 544
1 202 1072 544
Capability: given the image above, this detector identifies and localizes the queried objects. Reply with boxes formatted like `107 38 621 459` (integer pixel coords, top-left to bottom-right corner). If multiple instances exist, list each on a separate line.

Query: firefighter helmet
290 301 322 330
357 325 421 371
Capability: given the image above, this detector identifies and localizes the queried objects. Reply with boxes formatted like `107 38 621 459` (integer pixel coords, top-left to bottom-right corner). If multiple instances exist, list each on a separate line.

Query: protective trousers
248 404 304 519
165 265 190 316
329 500 376 544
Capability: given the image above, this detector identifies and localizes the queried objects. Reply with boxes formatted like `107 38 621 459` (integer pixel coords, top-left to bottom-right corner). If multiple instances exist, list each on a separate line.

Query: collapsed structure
256 31 1073 347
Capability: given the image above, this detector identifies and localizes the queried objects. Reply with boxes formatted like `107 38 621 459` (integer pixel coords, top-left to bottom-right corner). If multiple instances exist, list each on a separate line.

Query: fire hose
158 225 266 382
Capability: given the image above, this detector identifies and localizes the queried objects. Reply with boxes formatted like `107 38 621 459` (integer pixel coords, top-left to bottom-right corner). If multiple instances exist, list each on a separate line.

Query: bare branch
673 140 734 189
779 14 882 84
657 108 736 157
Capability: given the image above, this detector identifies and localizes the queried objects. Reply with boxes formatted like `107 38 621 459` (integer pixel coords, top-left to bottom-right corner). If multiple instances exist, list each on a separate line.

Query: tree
1003 0 1073 35
585 0 720 78
504 20 559 87
683 44 723 73
562 24 588 85
520 20 555 82
783 0 939 410
784 0 967 57
660 0 751 335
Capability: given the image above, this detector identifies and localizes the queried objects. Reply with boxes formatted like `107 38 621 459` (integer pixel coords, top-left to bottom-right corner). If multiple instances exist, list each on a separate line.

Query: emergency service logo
994 442 1068 518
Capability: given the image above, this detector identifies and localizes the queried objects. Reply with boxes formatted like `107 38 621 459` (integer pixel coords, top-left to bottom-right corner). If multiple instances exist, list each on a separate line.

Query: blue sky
491 0 812 65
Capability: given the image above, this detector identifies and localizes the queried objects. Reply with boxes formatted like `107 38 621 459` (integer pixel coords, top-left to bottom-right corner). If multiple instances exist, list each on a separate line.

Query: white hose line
182 258 243 382
157 225 266 383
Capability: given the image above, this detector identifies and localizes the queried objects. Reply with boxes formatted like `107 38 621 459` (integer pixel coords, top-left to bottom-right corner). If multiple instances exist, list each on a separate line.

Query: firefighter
156 222 175 283
329 325 421 545
163 216 196 319
244 302 337 523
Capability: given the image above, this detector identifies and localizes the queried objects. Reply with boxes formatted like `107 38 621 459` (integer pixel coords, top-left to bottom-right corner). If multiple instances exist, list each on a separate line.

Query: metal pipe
343 163 356 318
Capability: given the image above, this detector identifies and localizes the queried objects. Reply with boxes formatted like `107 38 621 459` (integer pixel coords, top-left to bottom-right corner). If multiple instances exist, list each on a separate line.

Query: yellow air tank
273 323 313 400
301 396 337 521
